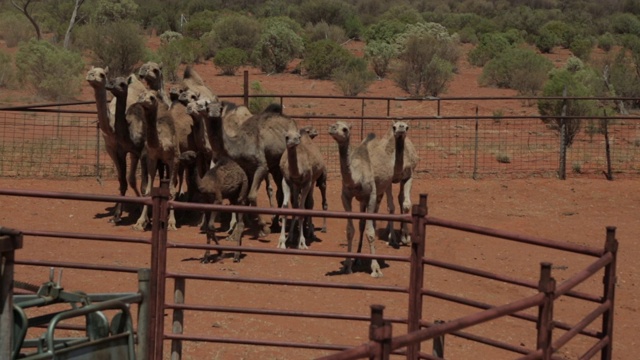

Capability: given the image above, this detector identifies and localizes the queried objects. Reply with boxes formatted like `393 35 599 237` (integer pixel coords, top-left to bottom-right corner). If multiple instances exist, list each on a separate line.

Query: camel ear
158 62 163 69
104 66 109 74
90 65 95 70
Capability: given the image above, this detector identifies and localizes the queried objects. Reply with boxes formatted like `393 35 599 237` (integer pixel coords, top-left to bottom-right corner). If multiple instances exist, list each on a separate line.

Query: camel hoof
109 216 122 224
132 223 146 231
370 271 383 278
320 227 327 233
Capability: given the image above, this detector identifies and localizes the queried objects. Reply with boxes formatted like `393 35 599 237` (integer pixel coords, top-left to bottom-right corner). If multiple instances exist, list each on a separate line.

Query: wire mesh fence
1 96 640 179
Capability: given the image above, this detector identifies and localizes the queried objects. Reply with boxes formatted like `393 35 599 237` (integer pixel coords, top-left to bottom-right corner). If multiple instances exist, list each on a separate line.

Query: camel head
187 98 209 116
392 121 409 140
178 89 200 106
299 125 318 139
138 61 163 86
284 130 301 149
205 100 224 119
169 86 184 102
86 66 109 87
105 76 128 96
136 90 160 109
329 121 352 143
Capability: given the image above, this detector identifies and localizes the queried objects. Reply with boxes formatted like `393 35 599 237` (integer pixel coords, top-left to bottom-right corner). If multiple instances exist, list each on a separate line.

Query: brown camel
181 150 248 263
298 125 328 232
138 61 171 106
181 65 216 101
328 121 382 277
87 66 140 223
278 128 326 249
133 89 180 231
202 101 297 235
386 121 419 246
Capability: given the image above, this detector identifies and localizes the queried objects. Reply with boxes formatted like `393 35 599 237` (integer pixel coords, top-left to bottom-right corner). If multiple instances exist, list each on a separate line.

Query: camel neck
394 136 405 178
144 105 160 148
113 92 128 136
287 146 301 179
338 142 356 187
206 114 228 158
93 87 113 136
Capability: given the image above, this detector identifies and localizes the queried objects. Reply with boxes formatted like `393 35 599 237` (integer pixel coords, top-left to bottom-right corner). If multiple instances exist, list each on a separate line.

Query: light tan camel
386 121 418 246
133 89 180 231
87 66 140 223
202 101 297 235
180 150 248 263
138 61 171 107
299 125 328 232
278 128 326 249
328 121 382 278
181 65 216 101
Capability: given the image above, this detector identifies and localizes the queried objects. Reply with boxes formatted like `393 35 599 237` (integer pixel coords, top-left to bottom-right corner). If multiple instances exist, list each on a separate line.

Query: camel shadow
325 259 390 276
94 204 144 227
181 252 247 263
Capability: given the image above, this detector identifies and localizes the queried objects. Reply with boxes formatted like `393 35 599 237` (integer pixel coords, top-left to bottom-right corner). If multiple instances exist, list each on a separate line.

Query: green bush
214 47 247 75
364 40 397 78
183 16 214 39
159 31 183 45
534 28 559 54
157 37 203 81
0 50 15 88
0 15 34 48
468 32 513 67
304 20 347 44
393 22 460 97
597 33 615 52
94 0 139 24
570 36 593 61
251 19 304 74
332 57 375 96
480 47 553 97
248 81 276 114
363 19 407 43
75 20 146 77
302 39 351 79
297 0 355 29
15 39 84 100
212 14 261 54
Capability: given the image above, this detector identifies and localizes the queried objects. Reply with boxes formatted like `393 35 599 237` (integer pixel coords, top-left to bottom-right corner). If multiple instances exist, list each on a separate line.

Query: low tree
15 39 84 100
0 50 15 88
332 57 375 96
94 0 138 24
251 19 304 74
480 47 553 98
468 32 514 67
214 47 247 75
302 39 351 79
10 0 42 40
364 40 397 78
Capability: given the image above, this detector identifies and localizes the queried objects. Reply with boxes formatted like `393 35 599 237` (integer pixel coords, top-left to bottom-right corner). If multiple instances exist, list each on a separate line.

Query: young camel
328 121 382 278
138 61 171 107
181 150 248 263
278 128 327 249
133 90 180 231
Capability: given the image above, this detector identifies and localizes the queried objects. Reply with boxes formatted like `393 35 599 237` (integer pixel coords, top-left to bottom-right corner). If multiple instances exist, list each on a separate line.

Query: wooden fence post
536 262 556 360
137 268 151 360
432 320 445 358
369 305 392 360
0 227 23 360
171 278 185 360
407 194 428 359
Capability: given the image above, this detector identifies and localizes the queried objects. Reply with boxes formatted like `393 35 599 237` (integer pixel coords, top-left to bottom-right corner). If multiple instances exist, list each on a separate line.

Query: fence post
473 106 479 180
407 194 428 360
147 180 171 360
369 305 392 360
558 88 568 180
602 110 613 181
171 277 185 360
536 262 556 360
243 70 249 107
432 320 445 358
601 227 618 360
137 268 151 360
0 227 23 360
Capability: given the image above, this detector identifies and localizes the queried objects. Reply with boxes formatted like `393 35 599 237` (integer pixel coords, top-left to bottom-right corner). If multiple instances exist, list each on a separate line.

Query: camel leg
248 165 271 237
228 210 244 262
341 191 355 274
226 213 237 234
203 221 221 264
296 183 312 249
106 145 127 224
385 185 399 247
127 153 141 197
365 192 383 278
277 178 291 249
202 210 214 262
317 172 328 233
270 171 285 232
132 156 157 231
166 162 179 231
399 177 413 245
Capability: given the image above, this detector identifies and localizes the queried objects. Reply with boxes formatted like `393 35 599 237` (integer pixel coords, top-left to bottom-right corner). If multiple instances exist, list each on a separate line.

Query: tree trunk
63 0 86 49
10 0 42 41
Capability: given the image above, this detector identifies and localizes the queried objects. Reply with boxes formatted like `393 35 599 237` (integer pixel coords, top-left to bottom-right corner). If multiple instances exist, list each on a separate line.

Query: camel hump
222 101 237 112
263 103 283 114
183 65 204 85
364 133 376 142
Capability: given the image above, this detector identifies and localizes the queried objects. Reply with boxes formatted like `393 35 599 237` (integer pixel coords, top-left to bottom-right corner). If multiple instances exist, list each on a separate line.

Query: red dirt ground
0 37 638 359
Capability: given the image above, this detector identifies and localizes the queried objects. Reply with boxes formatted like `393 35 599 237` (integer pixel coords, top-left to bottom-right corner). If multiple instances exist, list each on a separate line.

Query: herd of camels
86 62 419 277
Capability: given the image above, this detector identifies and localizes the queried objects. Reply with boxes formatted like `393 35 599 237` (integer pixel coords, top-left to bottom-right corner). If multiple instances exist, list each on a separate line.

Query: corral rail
0 181 617 359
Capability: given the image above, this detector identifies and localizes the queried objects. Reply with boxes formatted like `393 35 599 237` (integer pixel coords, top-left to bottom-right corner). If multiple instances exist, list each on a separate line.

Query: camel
278 128 327 249
385 121 419 246
181 65 216 101
87 66 143 223
180 150 248 263
328 121 382 278
132 89 180 231
138 61 171 106
202 101 297 236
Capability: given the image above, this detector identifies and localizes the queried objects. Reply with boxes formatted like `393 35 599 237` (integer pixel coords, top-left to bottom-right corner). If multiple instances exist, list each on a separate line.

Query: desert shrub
159 31 183 45
0 15 34 48
605 48 640 107
248 81 276 114
15 39 84 100
378 4 423 24
302 39 351 79
363 19 407 43
199 31 218 60
0 50 15 88
214 47 247 75
94 0 139 24
538 58 599 148
212 13 261 54
304 20 347 44
539 20 578 49
183 16 214 39
157 37 203 81
393 22 460 97
364 40 397 78
480 47 553 97
76 20 146 77
297 0 355 29
534 28 559 53
468 32 513 67
332 57 375 96
251 19 304 74
570 36 594 61
609 12 640 36
457 27 479 44
597 33 615 52
254 0 298 18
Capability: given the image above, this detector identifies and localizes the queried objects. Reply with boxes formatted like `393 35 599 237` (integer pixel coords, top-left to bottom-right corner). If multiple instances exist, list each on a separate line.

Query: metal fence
1 95 640 179
0 183 618 359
